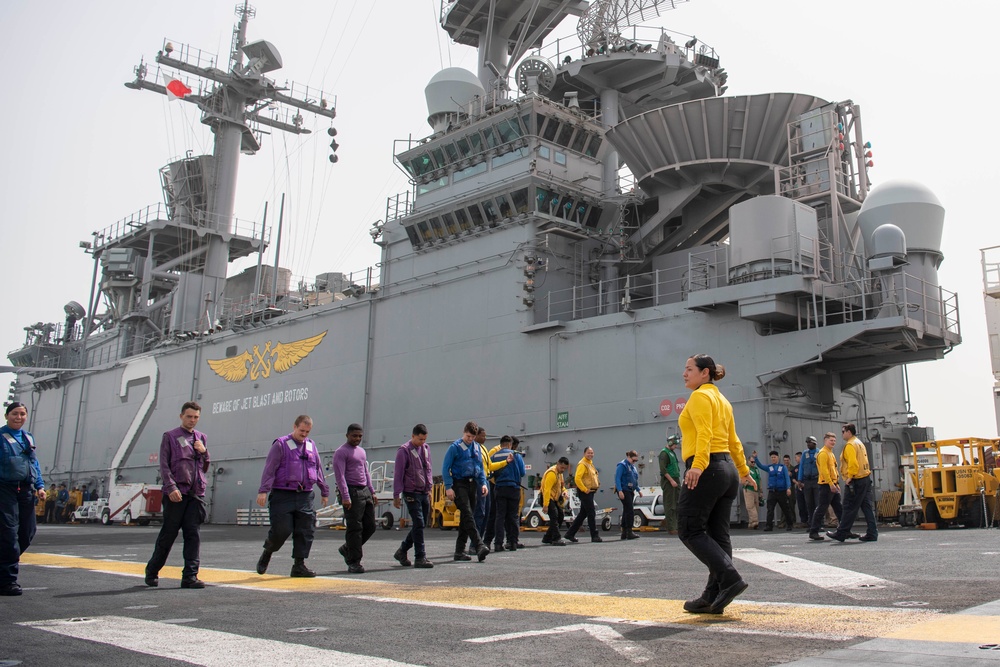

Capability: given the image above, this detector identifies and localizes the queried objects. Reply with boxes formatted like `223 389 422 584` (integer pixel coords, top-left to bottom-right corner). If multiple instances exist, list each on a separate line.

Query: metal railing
93 203 269 249
535 247 960 340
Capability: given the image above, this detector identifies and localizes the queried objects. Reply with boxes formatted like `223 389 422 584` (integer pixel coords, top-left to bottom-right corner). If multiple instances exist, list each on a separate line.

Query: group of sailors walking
0 353 878 616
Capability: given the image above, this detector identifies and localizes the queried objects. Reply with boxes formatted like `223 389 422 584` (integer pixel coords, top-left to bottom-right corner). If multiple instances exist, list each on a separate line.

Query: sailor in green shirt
658 435 680 533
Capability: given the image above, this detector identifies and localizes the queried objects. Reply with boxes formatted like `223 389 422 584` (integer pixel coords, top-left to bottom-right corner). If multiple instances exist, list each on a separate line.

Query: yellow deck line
22 553 997 642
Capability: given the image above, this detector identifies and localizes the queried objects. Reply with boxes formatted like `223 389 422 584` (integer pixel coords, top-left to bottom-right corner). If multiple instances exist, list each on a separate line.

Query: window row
403 113 532 178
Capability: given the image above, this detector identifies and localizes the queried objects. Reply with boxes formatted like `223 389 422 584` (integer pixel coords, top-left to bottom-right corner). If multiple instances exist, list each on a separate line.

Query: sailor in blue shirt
0 402 46 596
615 450 642 540
441 421 489 562
753 450 795 532
797 436 821 532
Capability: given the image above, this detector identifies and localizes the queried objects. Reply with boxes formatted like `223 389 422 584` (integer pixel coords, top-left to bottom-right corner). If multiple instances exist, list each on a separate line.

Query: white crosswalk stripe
19 616 420 667
733 548 899 598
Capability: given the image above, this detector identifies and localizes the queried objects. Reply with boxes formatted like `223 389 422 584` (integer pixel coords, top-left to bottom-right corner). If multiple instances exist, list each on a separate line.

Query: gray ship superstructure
7 0 960 523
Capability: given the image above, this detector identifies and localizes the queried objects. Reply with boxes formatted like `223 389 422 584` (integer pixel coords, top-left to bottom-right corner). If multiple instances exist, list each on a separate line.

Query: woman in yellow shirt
678 354 756 615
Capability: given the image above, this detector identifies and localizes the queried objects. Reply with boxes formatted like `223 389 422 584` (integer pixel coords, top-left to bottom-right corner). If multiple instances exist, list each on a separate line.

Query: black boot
290 559 316 578
256 549 272 575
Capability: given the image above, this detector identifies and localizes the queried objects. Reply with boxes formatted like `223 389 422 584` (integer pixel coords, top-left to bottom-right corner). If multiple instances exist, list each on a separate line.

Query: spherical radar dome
857 180 944 254
425 67 486 129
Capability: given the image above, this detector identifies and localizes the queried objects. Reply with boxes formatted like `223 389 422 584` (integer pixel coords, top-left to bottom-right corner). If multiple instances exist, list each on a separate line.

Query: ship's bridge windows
467 201 485 227
584 205 602 228
496 194 513 219
454 161 487 183
405 224 421 246
456 136 472 157
492 146 529 169
538 145 550 160
584 135 602 158
442 212 460 235
408 153 435 177
556 123 574 148
554 151 567 166
453 207 471 231
570 129 589 154
428 217 448 240
482 198 499 225
483 125 499 149
496 117 524 143
431 147 446 168
541 116 559 142
443 142 460 162
417 175 449 195
510 188 529 214
521 112 533 133
468 131 483 154
416 220 434 243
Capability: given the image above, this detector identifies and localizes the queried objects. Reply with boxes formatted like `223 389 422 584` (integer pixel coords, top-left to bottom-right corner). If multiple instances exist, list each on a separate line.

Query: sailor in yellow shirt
807 432 844 540
826 423 877 542
541 457 571 545
677 354 756 615
564 447 603 543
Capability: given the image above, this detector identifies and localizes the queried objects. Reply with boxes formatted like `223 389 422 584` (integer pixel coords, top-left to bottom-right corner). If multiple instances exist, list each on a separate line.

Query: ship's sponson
605 92 827 194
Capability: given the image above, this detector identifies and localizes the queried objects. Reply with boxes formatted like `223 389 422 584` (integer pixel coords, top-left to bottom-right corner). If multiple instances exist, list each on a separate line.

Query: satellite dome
870 223 906 259
425 68 485 131
858 180 944 254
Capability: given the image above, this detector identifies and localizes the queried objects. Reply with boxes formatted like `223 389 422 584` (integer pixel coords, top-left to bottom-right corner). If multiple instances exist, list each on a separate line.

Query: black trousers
493 485 520 548
810 484 843 533
343 486 376 565
545 499 564 542
263 489 316 560
765 490 795 528
0 482 36 586
451 479 483 553
147 493 205 579
566 491 598 539
678 455 741 598
400 492 430 559
619 490 635 534
481 481 498 545
833 476 878 539
801 478 821 527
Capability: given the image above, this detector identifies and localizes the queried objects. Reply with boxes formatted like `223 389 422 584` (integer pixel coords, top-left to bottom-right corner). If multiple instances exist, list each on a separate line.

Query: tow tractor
520 489 615 532
899 438 1000 528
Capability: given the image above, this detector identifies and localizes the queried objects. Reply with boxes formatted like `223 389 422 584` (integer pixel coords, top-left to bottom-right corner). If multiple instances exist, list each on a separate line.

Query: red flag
163 74 192 101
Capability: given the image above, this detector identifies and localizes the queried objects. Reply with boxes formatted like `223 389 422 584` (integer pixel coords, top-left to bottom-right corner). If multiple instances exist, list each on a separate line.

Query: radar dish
515 56 557 94
578 0 691 50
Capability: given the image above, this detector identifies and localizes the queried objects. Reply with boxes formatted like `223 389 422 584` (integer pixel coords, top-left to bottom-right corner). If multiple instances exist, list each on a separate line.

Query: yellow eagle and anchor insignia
207 331 327 382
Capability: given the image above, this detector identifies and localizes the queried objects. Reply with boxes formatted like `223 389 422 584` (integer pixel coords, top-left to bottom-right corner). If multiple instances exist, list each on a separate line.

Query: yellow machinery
430 482 525 530
430 482 460 529
902 438 1000 528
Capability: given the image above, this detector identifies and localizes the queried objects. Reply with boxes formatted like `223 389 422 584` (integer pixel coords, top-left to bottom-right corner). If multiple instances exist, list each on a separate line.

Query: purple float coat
258 435 330 497
159 426 210 497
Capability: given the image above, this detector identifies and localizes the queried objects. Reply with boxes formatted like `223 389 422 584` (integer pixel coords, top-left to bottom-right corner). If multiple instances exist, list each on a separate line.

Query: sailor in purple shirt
145 401 210 589
392 424 434 568
255 415 329 578
333 423 376 574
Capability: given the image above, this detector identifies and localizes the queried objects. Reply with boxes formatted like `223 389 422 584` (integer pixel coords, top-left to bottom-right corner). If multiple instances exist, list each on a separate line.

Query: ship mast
116 1 337 343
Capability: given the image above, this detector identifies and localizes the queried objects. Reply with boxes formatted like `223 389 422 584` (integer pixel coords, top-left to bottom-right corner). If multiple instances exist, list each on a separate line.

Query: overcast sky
1 0 996 438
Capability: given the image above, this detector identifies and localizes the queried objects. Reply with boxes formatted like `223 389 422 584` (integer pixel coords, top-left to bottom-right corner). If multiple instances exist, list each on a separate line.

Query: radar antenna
577 0 691 50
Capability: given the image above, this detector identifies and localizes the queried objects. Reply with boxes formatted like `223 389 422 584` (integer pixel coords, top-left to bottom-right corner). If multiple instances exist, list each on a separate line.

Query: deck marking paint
19 616 420 667
344 594 500 611
732 548 899 596
20 552 943 641
467 623 653 663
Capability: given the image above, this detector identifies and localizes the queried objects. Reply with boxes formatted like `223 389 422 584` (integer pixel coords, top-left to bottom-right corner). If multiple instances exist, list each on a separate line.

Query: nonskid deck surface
5 525 999 666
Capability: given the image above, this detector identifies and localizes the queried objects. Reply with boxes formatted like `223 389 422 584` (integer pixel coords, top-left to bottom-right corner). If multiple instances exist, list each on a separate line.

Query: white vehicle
101 483 163 526
72 498 108 523
626 486 665 529
520 489 614 531
315 460 398 529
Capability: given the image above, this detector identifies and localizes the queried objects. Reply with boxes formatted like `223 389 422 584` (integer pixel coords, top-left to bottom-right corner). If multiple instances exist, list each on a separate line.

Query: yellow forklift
430 480 526 529
900 438 1000 528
